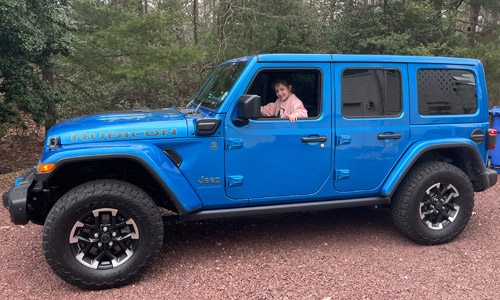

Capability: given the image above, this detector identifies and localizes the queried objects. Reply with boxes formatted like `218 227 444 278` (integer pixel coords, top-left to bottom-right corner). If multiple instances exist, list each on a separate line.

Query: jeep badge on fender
197 176 221 184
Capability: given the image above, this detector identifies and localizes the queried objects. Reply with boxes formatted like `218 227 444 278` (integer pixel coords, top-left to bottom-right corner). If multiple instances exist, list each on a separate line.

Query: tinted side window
417 69 477 115
342 69 401 118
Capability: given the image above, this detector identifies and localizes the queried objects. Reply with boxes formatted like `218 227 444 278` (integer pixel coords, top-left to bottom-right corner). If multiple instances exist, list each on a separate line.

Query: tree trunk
468 0 481 46
217 0 232 57
41 67 54 86
193 0 198 44
483 5 499 40
144 0 148 13
41 66 56 130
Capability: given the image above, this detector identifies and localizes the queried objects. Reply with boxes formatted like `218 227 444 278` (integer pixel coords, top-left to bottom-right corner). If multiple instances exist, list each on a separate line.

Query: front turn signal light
39 163 56 173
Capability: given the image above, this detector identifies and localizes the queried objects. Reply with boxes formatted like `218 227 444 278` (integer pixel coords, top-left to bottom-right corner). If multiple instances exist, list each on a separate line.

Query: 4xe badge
198 176 221 185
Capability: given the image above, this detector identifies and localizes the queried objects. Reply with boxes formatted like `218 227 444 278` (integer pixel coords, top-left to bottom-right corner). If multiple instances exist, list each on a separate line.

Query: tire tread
43 179 164 290
391 161 474 245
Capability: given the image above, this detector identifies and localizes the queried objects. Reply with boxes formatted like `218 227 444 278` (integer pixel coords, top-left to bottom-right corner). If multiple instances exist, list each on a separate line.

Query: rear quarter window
417 69 477 115
341 69 402 118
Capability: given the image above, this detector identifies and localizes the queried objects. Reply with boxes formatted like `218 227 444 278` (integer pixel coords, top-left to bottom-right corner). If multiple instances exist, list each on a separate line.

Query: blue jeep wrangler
3 54 498 289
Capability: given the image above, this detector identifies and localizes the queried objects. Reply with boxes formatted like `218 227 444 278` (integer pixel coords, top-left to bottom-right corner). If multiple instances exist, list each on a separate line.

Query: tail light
486 128 497 150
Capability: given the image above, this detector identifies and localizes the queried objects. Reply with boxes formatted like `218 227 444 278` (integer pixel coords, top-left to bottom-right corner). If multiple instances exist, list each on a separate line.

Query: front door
224 62 332 201
334 63 410 192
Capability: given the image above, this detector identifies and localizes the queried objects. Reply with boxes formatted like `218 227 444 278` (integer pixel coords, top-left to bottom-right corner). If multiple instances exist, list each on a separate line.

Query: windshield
194 62 247 110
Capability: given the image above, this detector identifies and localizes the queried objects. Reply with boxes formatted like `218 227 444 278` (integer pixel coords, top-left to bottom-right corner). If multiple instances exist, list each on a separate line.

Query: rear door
334 63 410 192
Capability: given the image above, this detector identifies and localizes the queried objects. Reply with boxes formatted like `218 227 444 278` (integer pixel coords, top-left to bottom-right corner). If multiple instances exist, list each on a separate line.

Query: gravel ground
1 171 500 299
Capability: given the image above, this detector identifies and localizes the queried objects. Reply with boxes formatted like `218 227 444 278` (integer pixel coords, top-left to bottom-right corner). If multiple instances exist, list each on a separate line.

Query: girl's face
274 83 292 102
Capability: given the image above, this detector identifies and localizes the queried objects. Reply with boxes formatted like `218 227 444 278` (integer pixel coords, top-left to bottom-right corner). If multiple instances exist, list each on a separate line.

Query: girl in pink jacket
260 79 308 122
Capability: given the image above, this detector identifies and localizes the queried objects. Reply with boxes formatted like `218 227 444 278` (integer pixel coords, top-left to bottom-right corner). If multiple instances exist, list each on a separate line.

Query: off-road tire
43 179 164 289
391 161 474 245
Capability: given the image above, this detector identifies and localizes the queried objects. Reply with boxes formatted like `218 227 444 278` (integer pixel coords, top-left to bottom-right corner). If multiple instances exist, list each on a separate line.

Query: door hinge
226 175 244 187
225 138 243 150
335 135 351 146
335 169 350 181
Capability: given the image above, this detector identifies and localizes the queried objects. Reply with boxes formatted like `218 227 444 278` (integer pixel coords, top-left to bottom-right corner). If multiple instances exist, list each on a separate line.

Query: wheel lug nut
94 233 99 238
98 242 103 247
109 241 113 247
112 232 117 237
103 227 108 232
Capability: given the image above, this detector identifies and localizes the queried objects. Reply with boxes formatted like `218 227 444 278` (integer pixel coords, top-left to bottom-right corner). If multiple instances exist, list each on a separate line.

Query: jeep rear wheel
43 180 164 289
391 161 474 245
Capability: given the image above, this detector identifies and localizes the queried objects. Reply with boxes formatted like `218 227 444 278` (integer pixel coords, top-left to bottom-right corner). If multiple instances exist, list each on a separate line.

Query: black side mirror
237 94 261 120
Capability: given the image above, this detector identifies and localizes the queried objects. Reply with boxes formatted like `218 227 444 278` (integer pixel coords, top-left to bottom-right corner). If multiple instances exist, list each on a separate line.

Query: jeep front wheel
391 161 474 245
43 179 164 289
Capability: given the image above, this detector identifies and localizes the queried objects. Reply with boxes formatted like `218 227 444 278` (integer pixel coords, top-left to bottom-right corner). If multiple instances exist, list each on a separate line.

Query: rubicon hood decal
71 128 177 141
46 110 189 145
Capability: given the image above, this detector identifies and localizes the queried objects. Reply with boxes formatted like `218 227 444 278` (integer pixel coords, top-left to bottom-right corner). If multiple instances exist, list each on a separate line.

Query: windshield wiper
178 97 203 115
185 99 194 109
194 97 206 114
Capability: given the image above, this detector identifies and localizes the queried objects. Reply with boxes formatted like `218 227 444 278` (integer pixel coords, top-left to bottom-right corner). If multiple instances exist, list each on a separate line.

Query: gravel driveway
1 170 500 299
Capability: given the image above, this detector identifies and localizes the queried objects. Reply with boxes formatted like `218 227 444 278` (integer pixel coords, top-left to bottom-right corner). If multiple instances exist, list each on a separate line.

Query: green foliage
55 0 205 118
0 0 74 129
456 37 500 105
328 1 462 55
2 0 500 129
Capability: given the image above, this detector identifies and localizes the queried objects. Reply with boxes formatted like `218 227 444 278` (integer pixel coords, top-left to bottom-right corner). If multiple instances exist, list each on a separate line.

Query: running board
170 197 390 222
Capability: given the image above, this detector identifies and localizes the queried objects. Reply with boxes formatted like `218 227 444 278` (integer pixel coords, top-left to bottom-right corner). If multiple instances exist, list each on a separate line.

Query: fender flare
35 144 202 214
381 139 486 197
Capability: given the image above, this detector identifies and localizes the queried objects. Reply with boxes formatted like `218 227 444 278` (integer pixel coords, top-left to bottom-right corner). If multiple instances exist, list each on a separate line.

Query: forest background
1 0 500 135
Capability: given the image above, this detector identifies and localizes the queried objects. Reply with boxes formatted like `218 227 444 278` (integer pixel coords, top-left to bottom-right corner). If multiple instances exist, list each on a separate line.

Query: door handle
377 133 402 140
301 136 327 143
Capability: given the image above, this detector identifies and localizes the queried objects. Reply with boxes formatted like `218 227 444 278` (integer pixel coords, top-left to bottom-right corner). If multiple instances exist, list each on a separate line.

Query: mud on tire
42 179 164 289
391 161 474 245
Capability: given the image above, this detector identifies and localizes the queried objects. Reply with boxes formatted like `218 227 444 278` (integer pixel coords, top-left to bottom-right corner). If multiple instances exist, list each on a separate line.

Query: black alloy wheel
391 161 474 245
43 180 164 289
418 182 460 231
69 208 140 270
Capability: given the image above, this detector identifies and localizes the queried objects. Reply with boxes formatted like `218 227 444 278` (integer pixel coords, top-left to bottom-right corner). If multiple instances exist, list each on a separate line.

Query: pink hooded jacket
260 94 308 119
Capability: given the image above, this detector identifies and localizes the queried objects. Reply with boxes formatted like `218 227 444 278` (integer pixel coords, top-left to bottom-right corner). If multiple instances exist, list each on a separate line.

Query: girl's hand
288 114 297 122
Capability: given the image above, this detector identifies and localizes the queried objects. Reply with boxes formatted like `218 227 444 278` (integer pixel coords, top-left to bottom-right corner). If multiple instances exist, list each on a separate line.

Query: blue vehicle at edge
3 54 498 289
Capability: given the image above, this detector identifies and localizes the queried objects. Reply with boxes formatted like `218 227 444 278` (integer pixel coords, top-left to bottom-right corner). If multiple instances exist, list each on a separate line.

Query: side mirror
237 94 261 120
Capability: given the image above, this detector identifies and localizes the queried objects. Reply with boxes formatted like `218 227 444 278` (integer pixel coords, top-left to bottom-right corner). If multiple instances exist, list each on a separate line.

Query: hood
46 109 188 146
